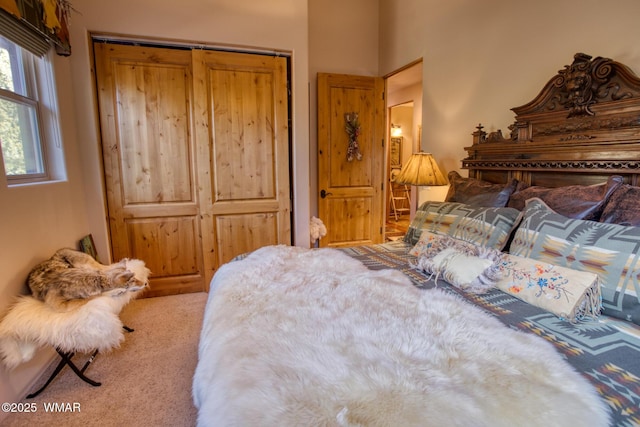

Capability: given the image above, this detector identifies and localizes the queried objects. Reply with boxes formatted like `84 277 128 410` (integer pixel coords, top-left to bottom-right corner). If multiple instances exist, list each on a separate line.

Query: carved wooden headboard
463 52 640 188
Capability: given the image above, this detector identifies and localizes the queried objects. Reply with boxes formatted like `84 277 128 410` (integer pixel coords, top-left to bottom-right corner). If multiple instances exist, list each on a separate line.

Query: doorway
385 61 423 241
386 102 414 239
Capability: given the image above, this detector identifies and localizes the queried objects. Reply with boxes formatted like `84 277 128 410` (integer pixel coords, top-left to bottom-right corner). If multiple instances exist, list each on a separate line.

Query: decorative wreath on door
344 112 362 161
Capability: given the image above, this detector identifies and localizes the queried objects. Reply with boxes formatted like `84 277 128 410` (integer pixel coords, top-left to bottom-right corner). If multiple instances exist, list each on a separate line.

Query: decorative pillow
507 175 623 220
410 230 485 258
403 201 522 250
445 171 519 207
495 253 601 323
600 184 640 226
509 197 640 324
410 232 505 293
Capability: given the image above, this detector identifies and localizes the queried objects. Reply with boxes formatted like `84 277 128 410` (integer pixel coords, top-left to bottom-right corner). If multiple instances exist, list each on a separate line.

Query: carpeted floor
2 292 208 427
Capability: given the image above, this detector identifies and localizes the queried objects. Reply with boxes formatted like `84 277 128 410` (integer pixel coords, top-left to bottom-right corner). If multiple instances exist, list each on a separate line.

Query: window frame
0 36 62 186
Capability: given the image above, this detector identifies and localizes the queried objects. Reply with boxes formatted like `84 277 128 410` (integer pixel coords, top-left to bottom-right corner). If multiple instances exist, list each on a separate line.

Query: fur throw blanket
193 245 609 427
0 256 150 369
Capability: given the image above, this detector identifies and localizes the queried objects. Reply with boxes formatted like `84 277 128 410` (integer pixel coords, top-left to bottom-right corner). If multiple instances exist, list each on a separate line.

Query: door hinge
380 226 383 234
382 139 384 147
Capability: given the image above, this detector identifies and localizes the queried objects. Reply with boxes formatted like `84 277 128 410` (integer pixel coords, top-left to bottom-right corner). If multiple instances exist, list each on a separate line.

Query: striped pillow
403 201 521 250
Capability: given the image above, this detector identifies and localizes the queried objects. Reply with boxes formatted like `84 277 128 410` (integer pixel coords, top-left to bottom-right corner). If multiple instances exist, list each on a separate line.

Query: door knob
320 189 333 199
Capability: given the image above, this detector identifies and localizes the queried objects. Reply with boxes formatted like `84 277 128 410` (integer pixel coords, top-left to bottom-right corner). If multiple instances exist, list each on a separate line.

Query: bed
193 53 640 427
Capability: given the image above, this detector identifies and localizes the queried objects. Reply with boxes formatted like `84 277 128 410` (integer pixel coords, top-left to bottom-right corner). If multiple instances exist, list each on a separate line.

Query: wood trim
90 31 292 58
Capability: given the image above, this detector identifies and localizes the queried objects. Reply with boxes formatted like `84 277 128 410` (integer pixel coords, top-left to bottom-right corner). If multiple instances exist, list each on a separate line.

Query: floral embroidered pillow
495 254 601 323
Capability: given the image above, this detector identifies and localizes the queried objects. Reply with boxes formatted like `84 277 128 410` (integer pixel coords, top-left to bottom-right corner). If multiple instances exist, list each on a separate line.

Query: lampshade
394 152 448 186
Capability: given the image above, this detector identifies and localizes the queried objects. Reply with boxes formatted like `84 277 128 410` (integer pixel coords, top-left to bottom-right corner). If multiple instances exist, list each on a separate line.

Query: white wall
379 0 640 177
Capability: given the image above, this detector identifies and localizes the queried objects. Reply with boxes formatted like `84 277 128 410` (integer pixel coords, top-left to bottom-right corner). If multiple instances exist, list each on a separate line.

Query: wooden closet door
192 50 291 286
94 43 204 297
95 43 291 295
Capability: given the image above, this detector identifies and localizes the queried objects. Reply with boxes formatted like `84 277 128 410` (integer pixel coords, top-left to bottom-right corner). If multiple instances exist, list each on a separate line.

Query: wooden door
94 42 291 296
192 50 291 281
317 73 385 247
94 43 203 297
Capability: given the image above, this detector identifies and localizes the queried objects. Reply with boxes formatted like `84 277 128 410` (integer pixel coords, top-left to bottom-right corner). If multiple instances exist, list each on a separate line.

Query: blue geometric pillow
509 198 640 325
403 201 521 251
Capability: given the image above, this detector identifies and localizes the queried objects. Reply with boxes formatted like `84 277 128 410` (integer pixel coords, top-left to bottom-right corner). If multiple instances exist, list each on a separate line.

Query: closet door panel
193 50 291 286
95 43 204 296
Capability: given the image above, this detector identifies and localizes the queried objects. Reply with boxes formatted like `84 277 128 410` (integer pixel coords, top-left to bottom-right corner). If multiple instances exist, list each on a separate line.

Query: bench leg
26 327 135 399
26 348 101 399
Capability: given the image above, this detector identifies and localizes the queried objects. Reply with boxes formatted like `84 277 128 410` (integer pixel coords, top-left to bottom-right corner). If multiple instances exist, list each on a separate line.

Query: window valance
0 0 71 56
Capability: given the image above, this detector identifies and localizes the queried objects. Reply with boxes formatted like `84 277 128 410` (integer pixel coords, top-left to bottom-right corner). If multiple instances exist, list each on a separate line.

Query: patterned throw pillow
495 254 601 323
509 197 640 324
403 201 521 250
410 232 505 293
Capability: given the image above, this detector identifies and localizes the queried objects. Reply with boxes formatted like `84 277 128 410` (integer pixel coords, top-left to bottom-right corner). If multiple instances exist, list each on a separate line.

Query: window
0 35 61 185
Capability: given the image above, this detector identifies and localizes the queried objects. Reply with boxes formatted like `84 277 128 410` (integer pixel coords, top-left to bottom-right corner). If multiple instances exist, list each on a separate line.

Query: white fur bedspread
192 245 609 427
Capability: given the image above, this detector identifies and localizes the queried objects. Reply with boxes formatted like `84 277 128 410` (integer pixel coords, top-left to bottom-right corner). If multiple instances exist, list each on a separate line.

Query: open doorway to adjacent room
385 61 423 241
